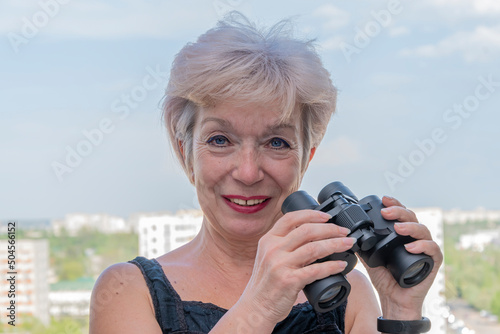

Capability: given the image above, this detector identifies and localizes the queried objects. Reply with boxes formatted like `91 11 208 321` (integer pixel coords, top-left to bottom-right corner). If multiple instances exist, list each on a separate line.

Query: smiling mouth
227 198 268 206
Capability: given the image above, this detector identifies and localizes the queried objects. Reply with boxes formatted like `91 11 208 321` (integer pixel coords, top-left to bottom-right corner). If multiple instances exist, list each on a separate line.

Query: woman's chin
219 218 274 241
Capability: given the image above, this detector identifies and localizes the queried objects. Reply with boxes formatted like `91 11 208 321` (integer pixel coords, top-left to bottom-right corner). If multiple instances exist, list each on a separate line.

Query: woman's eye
269 137 290 149
207 135 229 146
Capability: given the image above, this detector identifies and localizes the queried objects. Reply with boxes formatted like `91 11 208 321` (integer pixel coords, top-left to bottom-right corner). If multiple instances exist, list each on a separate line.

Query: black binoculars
281 181 434 313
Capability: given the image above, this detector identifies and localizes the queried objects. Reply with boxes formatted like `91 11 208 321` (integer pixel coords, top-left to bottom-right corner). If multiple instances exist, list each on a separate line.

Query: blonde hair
163 12 337 180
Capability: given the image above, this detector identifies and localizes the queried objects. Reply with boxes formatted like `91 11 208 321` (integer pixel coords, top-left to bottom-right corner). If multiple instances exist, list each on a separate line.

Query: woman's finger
294 259 350 286
405 239 441 257
381 205 418 223
394 222 433 241
282 222 350 252
382 196 406 209
289 236 356 268
272 210 332 237
404 240 444 268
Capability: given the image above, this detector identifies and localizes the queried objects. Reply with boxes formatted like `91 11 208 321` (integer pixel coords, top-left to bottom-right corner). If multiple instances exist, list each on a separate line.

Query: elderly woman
90 13 442 334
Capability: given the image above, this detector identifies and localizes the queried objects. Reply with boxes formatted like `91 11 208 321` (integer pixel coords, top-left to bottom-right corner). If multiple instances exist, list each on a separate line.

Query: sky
1 0 500 221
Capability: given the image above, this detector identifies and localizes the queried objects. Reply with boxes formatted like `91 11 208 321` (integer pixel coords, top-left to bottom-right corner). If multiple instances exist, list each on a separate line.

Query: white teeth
229 198 266 206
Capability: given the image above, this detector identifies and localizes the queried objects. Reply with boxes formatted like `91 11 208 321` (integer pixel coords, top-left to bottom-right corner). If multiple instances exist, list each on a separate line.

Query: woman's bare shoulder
346 268 372 287
93 262 145 293
90 262 161 334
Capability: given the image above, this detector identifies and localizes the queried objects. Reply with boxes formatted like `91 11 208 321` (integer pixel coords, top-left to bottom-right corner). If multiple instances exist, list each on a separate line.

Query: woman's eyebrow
268 122 296 131
200 117 232 129
264 122 298 135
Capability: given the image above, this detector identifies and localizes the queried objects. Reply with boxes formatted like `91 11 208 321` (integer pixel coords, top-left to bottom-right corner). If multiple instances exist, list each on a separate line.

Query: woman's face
191 101 311 241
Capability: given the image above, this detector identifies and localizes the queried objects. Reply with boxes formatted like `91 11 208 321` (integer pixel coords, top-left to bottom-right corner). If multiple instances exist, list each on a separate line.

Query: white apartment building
413 208 447 334
458 229 500 252
444 208 500 224
0 239 50 326
51 213 129 236
138 210 203 258
49 279 95 318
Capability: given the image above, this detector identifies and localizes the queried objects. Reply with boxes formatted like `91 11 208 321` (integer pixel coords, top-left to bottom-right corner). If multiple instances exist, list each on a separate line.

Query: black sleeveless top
129 256 346 334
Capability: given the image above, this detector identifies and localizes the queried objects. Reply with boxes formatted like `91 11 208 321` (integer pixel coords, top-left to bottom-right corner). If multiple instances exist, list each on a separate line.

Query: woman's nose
231 146 264 186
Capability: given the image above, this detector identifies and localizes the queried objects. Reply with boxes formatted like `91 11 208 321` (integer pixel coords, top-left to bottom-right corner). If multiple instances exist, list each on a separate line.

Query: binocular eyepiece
281 181 434 313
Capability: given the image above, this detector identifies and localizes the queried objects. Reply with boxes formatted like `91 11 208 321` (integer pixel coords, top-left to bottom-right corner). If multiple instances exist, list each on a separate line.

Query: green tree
492 291 500 318
1 315 88 334
444 220 500 316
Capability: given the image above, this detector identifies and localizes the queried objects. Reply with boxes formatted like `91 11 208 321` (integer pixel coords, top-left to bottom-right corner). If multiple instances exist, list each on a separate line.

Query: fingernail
319 212 333 219
395 223 406 230
340 261 349 269
381 207 391 213
404 243 416 251
343 237 357 246
384 195 395 200
339 227 351 235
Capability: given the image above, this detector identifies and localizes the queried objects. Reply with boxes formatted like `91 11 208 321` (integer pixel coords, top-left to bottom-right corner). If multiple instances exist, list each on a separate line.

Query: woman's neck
189 222 261 277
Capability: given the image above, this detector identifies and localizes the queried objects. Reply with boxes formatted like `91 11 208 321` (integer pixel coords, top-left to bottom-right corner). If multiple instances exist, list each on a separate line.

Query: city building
0 239 50 326
51 213 130 236
458 229 500 252
413 208 447 334
49 278 95 318
138 210 203 258
444 208 500 224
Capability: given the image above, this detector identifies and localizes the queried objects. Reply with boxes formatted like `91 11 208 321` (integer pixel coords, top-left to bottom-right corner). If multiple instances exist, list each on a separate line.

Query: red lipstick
223 195 270 214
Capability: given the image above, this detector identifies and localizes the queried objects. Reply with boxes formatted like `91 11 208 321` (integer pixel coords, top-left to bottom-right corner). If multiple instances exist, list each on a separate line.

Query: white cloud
1 0 218 40
398 0 500 29
388 26 410 37
426 0 500 14
473 0 500 14
311 136 362 167
318 36 345 51
312 4 350 30
399 25 500 62
414 0 500 20
309 4 350 51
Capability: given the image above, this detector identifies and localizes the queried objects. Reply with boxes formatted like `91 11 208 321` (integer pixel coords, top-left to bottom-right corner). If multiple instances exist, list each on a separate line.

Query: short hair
162 12 337 181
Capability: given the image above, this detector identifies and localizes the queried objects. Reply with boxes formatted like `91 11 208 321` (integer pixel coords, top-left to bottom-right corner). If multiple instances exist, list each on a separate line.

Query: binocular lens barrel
303 274 351 313
404 262 426 282
281 191 355 312
282 190 319 212
386 245 434 288
318 181 358 203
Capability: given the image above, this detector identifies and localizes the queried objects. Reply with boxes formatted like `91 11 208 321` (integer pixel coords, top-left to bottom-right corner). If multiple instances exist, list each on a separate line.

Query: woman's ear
302 147 316 172
178 140 185 160
308 147 316 164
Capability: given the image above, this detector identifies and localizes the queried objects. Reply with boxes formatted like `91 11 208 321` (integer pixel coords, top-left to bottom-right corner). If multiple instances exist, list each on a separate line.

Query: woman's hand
238 209 355 327
362 196 443 320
